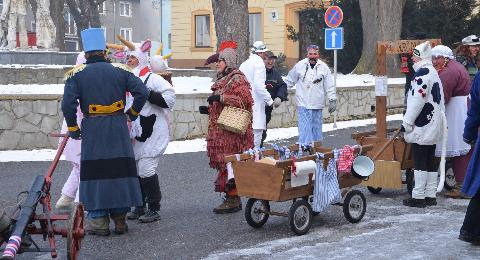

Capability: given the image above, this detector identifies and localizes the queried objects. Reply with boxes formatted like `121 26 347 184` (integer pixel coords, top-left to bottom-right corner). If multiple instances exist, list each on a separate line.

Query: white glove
273 97 282 108
402 122 413 133
130 118 142 138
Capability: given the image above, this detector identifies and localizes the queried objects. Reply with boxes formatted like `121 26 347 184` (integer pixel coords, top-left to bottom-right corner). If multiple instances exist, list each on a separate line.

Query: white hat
251 41 269 53
462 35 480 46
431 45 454 59
413 41 432 60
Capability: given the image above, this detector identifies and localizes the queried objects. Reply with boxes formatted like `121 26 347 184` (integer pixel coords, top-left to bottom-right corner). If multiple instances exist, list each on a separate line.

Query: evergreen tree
402 0 480 46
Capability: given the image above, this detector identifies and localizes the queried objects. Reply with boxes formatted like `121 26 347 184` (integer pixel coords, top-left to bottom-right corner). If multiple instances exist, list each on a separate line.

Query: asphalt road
1 121 479 259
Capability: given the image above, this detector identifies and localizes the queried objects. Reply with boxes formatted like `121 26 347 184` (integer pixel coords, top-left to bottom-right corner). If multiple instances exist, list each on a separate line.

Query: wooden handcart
351 38 454 194
225 144 373 235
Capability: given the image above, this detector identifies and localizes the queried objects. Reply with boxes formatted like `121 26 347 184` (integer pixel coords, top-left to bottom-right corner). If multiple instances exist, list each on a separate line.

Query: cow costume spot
414 102 435 127
431 82 442 104
416 67 430 77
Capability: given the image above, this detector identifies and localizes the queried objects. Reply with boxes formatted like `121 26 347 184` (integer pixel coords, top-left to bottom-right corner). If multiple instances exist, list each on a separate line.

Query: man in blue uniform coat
61 28 148 236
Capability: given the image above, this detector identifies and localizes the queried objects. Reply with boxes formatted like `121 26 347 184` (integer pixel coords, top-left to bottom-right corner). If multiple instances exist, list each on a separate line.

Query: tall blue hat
80 28 106 52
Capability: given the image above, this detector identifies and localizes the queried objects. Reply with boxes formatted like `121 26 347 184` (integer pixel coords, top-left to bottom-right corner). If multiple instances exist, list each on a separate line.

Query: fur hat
462 35 480 46
413 41 432 60
431 45 454 59
205 41 238 68
218 41 237 68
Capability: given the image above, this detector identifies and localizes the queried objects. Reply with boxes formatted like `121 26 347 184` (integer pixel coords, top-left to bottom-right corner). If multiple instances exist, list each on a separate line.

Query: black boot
403 198 426 208
139 174 162 223
127 177 146 220
425 197 437 206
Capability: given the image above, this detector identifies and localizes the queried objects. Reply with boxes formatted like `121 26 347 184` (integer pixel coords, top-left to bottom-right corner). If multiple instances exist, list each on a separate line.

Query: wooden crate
361 160 402 190
227 145 373 202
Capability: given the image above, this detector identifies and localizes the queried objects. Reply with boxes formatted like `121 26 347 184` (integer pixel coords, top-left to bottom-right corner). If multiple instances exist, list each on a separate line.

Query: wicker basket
217 106 251 134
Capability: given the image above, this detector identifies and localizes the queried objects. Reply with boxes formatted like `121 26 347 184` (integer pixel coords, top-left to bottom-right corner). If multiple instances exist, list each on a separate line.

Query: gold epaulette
64 64 86 81
112 63 132 72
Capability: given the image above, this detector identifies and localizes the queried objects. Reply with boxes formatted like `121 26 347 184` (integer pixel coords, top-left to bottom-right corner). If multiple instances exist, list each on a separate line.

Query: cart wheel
67 203 85 260
288 200 313 235
245 198 270 228
406 169 414 196
343 190 366 223
444 161 456 190
367 186 382 194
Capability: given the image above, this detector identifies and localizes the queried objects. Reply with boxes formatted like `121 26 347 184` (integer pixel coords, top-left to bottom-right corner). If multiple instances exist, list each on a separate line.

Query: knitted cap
431 45 454 59
413 41 432 60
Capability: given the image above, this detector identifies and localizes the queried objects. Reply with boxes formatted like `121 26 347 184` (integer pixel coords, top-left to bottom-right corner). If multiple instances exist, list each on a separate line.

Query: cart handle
275 144 374 168
371 128 402 161
45 133 70 180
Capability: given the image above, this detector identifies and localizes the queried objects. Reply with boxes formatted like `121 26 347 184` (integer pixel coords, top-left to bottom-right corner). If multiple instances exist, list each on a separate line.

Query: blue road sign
325 27 343 50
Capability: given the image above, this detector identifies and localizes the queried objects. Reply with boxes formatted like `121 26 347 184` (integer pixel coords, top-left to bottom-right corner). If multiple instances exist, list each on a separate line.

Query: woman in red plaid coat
200 41 254 214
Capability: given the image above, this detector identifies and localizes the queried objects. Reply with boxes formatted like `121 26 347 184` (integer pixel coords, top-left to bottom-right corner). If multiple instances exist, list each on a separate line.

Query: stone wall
0 85 405 150
0 66 215 85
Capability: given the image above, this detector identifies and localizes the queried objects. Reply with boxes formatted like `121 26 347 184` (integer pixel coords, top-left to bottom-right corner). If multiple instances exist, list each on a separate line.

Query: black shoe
127 207 145 220
425 197 437 206
459 230 480 245
403 198 426 208
138 210 161 223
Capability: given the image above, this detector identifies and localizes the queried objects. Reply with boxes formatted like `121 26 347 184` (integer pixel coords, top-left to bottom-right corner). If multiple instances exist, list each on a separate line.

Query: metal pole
113 0 116 43
333 49 338 128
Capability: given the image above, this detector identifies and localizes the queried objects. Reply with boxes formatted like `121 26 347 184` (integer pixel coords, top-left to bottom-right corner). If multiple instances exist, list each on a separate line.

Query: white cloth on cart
313 154 341 212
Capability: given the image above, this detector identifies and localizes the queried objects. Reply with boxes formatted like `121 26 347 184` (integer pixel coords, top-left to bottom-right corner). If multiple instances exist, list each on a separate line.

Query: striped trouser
297 106 323 145
313 159 341 212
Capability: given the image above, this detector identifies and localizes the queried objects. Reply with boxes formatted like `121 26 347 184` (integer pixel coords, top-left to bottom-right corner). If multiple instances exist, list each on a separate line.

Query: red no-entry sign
324 6 343 28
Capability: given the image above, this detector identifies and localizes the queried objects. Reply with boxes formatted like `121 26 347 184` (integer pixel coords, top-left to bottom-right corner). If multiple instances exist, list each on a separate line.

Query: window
249 13 262 45
120 28 132 42
0 0 3 13
195 15 210 47
119 1 131 17
64 8 77 36
31 21 36 32
98 1 106 15
65 40 79 51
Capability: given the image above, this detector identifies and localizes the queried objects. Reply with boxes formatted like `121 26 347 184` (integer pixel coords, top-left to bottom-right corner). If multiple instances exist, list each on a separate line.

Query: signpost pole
333 49 338 128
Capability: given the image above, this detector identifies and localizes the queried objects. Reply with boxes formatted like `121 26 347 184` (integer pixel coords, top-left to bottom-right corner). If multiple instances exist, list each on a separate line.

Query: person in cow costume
115 35 175 223
402 41 447 208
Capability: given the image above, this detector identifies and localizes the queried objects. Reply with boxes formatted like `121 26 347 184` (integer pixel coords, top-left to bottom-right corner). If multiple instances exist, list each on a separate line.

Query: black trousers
412 143 438 172
260 106 273 148
461 189 480 237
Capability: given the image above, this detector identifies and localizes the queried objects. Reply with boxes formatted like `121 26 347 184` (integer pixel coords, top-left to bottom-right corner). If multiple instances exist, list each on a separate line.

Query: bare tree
50 0 66 51
353 0 406 75
65 0 106 47
212 0 249 66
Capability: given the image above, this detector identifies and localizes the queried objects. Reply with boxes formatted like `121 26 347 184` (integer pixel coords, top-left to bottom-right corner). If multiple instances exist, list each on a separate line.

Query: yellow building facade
170 0 332 68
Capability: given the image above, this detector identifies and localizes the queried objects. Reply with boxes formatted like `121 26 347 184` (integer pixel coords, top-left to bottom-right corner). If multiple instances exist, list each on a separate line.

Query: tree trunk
65 0 105 49
50 0 65 51
212 0 249 67
353 0 406 76
28 0 37 17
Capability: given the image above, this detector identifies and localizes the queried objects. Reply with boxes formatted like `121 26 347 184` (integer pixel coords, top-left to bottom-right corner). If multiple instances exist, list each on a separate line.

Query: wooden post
375 43 387 138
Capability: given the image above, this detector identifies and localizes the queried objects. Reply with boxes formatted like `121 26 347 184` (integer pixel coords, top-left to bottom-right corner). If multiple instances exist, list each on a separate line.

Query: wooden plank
233 161 284 201
339 174 362 189
359 136 395 161
351 128 397 140
361 160 402 189
376 43 387 76
380 39 442 55
376 96 387 138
